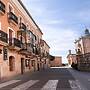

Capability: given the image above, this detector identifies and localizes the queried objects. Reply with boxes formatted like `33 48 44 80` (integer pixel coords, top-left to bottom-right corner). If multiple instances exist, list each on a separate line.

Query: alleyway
0 67 89 90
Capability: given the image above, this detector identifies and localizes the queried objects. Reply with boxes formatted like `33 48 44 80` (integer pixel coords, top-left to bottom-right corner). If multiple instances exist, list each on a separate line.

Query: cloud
40 25 79 63
38 19 79 63
21 0 88 63
42 26 78 52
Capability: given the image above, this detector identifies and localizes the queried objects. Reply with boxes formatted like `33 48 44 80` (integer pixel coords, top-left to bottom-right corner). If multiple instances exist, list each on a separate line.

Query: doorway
21 58 25 74
9 56 15 71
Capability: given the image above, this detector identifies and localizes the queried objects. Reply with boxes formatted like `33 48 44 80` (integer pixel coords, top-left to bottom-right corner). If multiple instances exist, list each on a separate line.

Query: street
0 67 90 90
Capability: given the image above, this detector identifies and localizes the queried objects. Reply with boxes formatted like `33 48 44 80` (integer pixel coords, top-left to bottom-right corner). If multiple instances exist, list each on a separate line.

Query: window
8 27 15 43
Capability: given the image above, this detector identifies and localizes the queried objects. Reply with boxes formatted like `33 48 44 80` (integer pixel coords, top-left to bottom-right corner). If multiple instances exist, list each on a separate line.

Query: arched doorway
9 56 15 71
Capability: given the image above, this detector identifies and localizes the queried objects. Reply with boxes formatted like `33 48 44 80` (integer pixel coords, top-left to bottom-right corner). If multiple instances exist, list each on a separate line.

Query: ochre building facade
50 56 62 67
75 29 90 71
0 0 50 79
67 50 77 65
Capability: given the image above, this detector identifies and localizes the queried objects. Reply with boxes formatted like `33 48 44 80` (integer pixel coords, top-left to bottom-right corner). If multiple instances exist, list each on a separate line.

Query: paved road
0 67 89 90
68 68 90 90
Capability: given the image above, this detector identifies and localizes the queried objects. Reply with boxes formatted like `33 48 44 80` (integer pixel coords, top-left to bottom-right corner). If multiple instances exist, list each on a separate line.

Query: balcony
34 47 41 56
8 12 18 24
19 43 32 55
17 30 26 38
45 52 49 58
0 1 5 15
27 43 33 52
8 38 22 50
19 23 26 30
0 30 8 46
17 23 27 37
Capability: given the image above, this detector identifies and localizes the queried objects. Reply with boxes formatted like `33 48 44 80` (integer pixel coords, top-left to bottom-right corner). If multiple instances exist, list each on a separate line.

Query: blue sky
22 0 90 63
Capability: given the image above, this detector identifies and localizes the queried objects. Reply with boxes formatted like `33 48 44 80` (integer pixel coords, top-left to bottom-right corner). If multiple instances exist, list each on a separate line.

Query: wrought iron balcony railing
9 38 21 48
21 43 33 52
0 1 5 14
25 43 38 54
0 30 8 43
18 43 32 55
13 38 22 48
19 23 26 30
18 42 41 56
8 12 18 24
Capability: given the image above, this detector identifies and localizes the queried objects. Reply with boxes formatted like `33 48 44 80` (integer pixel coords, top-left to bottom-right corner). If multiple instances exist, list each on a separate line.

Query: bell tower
85 28 90 35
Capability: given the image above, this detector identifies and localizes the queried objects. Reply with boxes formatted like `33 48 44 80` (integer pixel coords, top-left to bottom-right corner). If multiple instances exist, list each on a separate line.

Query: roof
54 56 62 58
43 40 50 48
74 35 90 44
18 0 43 35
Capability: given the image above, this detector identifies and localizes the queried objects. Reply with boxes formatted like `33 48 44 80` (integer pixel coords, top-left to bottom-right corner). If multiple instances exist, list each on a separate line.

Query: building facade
67 50 77 66
50 56 62 67
75 29 90 71
37 40 50 69
0 0 50 79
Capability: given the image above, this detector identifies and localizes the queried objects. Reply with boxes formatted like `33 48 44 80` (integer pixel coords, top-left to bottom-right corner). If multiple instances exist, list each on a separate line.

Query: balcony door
9 29 13 45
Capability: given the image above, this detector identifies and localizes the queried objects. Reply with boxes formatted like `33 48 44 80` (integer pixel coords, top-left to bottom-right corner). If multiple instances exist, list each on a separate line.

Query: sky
22 0 90 63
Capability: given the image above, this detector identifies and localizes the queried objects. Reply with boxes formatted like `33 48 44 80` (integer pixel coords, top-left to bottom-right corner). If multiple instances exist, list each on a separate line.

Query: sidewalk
0 70 36 83
0 68 47 83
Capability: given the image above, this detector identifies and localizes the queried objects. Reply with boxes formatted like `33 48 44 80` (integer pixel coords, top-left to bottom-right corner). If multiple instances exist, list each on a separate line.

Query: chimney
69 50 71 54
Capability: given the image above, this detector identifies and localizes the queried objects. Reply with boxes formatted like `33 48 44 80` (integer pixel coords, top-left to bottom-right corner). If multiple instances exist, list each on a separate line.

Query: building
50 56 62 67
0 0 50 79
75 29 90 71
40 40 50 69
67 50 77 66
